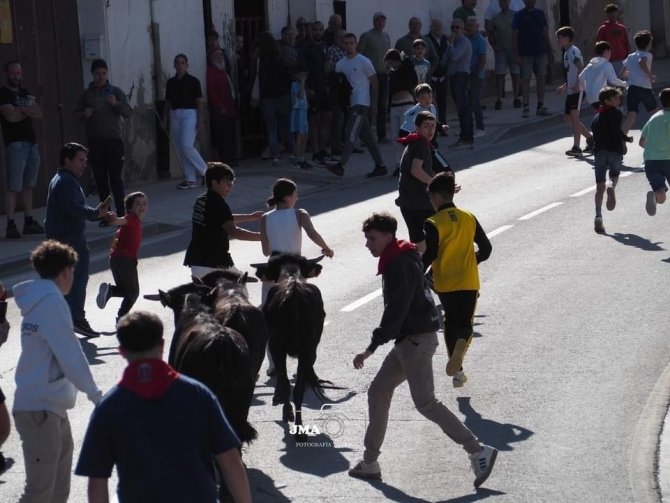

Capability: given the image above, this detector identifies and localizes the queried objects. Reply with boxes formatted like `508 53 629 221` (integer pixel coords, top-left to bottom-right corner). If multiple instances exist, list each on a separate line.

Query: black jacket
368 248 440 353
591 106 631 155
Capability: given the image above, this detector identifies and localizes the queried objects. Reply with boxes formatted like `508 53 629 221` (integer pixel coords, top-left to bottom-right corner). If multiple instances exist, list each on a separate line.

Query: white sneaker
348 459 381 480
646 190 657 216
474 129 486 138
453 370 468 388
469 445 498 488
96 283 110 309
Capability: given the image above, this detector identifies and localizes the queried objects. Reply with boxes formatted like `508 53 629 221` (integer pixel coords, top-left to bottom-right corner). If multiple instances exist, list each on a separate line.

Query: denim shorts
5 141 40 192
594 150 622 183
494 49 520 75
645 159 670 192
520 54 548 80
627 85 657 113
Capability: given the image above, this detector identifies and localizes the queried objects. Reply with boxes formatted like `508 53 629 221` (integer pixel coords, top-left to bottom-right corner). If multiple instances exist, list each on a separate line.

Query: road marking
518 202 563 221
341 288 382 312
487 225 514 238
570 186 596 197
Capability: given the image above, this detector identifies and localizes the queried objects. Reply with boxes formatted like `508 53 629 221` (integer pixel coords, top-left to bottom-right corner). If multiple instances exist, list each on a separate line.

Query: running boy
591 87 633 233
290 65 311 170
555 26 593 156
96 192 148 322
423 172 491 388
622 30 657 133
579 41 628 109
639 88 670 216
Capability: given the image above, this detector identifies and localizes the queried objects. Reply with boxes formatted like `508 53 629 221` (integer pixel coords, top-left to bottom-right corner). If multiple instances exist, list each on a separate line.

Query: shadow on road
607 233 664 251
277 421 353 477
80 340 118 365
457 397 533 451
247 467 291 502
357 479 432 502
437 487 507 502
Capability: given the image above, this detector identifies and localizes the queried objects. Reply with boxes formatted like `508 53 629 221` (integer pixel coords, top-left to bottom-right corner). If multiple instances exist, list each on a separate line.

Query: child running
639 88 670 216
579 41 628 110
96 192 148 323
555 26 593 156
591 87 633 233
622 30 658 133
290 65 311 170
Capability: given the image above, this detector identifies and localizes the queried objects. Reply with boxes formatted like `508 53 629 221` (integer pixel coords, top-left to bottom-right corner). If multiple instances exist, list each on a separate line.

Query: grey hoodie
13 279 101 416
578 56 628 105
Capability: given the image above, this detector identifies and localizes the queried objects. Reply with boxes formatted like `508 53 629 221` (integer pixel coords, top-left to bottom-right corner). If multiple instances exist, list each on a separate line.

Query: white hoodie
579 56 628 106
13 279 102 417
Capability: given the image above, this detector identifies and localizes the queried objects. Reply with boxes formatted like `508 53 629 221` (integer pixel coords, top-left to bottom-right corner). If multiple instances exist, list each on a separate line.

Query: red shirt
110 213 142 259
596 21 630 62
206 64 237 118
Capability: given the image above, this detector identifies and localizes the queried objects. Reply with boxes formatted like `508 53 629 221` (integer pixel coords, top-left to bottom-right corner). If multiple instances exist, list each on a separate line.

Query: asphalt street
0 124 668 502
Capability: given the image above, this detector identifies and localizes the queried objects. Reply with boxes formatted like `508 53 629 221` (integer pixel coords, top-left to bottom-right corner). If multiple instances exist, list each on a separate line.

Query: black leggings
110 256 139 319
437 290 478 357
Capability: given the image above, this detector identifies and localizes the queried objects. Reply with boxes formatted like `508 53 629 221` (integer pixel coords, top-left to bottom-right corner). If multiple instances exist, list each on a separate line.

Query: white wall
268 0 290 37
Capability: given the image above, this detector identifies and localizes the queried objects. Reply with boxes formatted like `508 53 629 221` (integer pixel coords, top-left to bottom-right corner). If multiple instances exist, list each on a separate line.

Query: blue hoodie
13 278 101 416
45 168 99 243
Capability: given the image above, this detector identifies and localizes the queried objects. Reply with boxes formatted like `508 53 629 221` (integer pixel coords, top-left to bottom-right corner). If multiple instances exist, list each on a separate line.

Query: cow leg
269 337 293 422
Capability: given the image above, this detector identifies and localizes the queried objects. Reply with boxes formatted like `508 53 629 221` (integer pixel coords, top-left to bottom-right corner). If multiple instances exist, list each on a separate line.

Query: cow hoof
282 404 294 422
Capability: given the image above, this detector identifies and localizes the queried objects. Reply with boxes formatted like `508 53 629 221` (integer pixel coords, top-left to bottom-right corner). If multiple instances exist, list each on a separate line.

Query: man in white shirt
328 33 388 178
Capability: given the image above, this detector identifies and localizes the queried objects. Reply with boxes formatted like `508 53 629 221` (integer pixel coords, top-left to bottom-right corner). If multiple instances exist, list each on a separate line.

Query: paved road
0 124 668 502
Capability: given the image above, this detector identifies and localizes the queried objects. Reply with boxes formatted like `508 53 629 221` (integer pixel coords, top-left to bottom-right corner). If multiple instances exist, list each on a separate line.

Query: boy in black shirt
591 87 633 233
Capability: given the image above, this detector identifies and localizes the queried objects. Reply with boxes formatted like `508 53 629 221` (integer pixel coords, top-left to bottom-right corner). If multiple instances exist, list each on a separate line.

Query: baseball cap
373 12 386 20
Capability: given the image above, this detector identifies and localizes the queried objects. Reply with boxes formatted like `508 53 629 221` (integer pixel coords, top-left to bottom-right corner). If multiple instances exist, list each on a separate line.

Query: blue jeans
169 108 206 183
260 95 293 157
5 141 40 192
468 74 484 131
63 237 89 324
594 150 622 183
450 73 473 142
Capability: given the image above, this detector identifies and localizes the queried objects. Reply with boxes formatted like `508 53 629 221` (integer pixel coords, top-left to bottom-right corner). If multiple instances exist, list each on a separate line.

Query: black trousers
437 290 478 357
89 138 125 216
110 256 139 319
210 116 237 165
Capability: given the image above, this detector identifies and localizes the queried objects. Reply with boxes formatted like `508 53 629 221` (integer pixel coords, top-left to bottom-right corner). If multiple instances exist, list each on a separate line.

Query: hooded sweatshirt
578 56 628 105
13 279 102 416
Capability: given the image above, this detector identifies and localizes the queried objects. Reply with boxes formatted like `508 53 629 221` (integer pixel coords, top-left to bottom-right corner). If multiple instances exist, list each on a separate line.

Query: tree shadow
247 467 291 502
608 233 664 251
457 397 533 451
277 421 353 477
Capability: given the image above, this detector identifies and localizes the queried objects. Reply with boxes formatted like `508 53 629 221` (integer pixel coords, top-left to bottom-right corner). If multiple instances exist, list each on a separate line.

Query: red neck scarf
397 132 432 149
377 239 417 275
118 359 180 399
596 104 612 114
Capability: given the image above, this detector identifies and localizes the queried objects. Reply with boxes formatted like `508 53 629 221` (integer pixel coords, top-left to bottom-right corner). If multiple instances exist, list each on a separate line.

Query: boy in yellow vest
423 172 491 387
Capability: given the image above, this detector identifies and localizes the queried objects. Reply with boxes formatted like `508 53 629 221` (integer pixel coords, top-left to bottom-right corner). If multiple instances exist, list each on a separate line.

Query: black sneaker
73 319 100 338
312 152 326 165
298 160 313 171
23 220 44 235
582 138 594 154
366 165 388 178
6 222 20 239
96 283 111 309
325 162 345 177
565 146 583 157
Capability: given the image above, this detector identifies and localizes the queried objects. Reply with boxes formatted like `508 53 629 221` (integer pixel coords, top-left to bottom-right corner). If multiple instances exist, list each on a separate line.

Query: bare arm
22 101 42 119
88 478 110 503
410 157 433 185
215 449 252 503
298 210 334 257
260 215 271 256
224 220 261 242
0 103 24 122
233 210 264 224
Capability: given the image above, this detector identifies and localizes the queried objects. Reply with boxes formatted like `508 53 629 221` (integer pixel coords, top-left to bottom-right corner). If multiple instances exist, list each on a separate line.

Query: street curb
0 222 183 278
630 359 670 502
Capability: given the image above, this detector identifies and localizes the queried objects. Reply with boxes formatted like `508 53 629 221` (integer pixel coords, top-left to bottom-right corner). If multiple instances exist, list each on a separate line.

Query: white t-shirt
623 50 653 89
336 53 376 107
563 45 583 90
264 208 302 254
484 0 525 20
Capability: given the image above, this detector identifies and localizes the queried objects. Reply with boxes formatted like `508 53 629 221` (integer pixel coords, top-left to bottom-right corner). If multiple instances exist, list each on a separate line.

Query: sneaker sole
606 187 616 211
348 469 382 480
474 448 498 488
96 284 109 309
646 191 657 216
446 337 470 376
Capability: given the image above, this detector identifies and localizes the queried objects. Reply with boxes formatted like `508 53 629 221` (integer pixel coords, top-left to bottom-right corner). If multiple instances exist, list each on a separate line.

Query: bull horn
144 293 161 301
308 255 325 263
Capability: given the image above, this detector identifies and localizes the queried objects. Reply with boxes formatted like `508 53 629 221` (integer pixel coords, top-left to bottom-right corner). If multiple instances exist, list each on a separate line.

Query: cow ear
158 289 170 307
